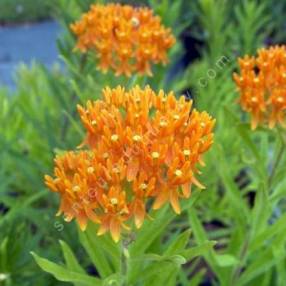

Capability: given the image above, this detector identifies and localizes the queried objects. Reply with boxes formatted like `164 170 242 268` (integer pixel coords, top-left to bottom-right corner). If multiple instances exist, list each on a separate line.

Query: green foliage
0 0 51 24
33 203 216 286
32 252 102 286
1 0 286 285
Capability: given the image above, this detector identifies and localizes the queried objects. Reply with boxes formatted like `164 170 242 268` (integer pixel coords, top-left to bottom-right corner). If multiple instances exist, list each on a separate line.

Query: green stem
231 130 286 285
268 128 286 189
127 74 147 89
61 54 87 141
230 234 250 285
120 242 128 286
120 233 135 286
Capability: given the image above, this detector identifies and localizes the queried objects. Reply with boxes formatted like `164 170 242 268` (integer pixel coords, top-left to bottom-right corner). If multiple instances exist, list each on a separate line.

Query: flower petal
110 217 121 243
170 190 181 214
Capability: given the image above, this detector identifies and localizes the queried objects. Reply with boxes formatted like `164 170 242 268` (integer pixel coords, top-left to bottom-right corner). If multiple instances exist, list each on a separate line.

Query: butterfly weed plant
0 0 286 285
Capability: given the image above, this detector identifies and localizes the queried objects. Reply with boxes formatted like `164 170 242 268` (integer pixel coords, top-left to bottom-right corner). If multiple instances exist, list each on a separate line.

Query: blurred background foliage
0 0 286 285
0 0 51 24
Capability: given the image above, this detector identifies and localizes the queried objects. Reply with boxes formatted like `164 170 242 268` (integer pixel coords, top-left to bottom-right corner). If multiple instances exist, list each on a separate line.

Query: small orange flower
234 45 286 129
70 4 175 77
45 86 215 242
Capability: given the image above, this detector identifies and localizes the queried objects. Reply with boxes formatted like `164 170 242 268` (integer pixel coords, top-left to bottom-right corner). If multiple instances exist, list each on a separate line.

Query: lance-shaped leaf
31 252 102 286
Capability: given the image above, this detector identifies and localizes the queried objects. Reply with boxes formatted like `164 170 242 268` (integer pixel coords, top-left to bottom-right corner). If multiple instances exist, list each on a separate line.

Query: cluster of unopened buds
45 86 215 242
70 3 175 77
234 45 286 129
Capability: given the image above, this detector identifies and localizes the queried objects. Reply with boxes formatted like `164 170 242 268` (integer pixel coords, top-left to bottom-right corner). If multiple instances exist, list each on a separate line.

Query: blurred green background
1 0 286 285
0 0 51 24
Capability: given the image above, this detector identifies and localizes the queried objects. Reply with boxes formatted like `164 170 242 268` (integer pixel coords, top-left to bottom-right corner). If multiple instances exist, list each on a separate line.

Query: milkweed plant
1 0 286 285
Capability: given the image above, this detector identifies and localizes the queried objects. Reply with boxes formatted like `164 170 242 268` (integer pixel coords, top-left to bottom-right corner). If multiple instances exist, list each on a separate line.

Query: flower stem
120 242 128 286
120 233 135 285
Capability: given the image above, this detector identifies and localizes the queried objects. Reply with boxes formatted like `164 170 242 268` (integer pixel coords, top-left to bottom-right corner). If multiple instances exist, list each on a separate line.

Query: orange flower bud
70 3 175 77
45 86 215 242
234 45 286 129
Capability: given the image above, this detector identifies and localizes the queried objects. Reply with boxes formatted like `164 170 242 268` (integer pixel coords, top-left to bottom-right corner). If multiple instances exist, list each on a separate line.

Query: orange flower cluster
70 3 175 77
45 86 215 242
234 45 286 129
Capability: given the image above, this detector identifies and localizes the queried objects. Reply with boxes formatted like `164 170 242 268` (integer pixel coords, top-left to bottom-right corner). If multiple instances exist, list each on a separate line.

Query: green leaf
249 212 286 253
130 206 175 256
168 255 187 266
188 269 207 286
0 191 47 228
78 227 114 278
250 184 270 236
62 109 85 138
128 192 200 283
60 240 86 286
214 144 249 223
139 260 177 283
135 255 185 285
188 208 225 283
165 229 192 256
31 252 102 286
131 192 199 256
180 241 216 261
215 254 239 267
102 274 123 286
0 237 8 271
236 123 260 161
133 253 186 266
236 248 286 286
86 223 120 270
59 240 86 273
